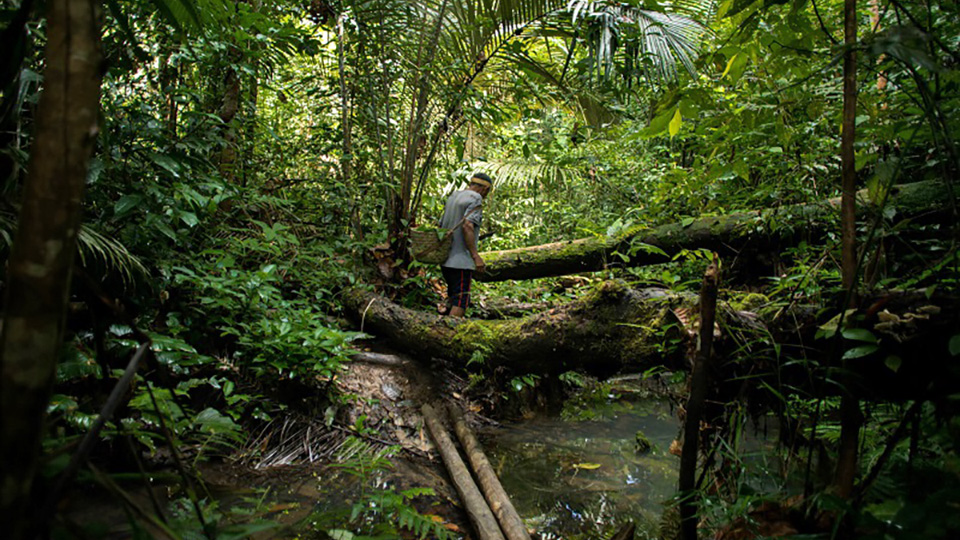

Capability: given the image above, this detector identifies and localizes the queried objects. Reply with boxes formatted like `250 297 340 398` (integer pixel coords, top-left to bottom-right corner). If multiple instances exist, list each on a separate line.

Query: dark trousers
441 266 473 309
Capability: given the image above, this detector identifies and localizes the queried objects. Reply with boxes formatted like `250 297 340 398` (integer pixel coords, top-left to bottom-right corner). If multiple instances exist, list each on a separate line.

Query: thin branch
854 400 923 502
811 0 840 45
887 0 960 65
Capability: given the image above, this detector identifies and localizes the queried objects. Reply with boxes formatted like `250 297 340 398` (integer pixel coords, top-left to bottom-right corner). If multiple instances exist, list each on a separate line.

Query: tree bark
476 181 956 282
219 65 241 182
421 404 507 540
344 282 689 373
678 261 720 540
0 0 102 536
448 404 531 540
835 0 861 502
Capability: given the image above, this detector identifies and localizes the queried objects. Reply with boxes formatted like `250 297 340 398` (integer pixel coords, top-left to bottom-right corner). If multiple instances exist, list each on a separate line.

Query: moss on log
345 282 691 373
479 181 957 282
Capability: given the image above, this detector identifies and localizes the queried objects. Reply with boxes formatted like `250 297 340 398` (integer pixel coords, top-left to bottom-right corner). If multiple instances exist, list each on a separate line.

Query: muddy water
483 398 680 540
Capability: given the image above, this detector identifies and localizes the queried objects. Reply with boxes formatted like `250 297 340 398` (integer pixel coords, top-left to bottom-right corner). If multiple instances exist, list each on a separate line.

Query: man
438 172 493 317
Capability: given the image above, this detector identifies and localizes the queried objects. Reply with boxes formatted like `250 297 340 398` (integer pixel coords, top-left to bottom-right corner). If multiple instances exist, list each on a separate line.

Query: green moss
635 430 653 453
728 292 770 312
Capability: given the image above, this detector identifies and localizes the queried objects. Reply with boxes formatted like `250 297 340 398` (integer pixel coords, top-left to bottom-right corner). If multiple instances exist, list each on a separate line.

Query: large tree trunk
345 282 690 373
477 181 955 282
0 0 102 536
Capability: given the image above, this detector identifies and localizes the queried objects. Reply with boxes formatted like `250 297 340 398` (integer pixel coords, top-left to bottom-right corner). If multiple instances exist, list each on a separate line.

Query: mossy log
346 284 960 400
345 282 691 373
478 181 957 282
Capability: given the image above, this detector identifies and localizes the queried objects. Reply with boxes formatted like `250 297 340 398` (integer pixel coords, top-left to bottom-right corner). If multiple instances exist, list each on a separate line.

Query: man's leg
449 269 472 318
439 266 455 315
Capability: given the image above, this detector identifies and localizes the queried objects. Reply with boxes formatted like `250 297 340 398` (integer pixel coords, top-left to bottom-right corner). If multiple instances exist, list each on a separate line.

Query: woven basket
410 227 452 264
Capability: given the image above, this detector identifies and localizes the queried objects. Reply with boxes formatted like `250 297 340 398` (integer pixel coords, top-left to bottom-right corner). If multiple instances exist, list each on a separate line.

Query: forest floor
57 342 481 538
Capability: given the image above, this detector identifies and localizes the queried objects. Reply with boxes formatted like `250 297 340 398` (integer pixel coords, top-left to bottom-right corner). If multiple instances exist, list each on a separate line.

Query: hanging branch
40 342 151 523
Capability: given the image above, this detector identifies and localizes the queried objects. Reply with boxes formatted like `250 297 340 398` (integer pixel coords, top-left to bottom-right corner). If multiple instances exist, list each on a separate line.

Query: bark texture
477 181 955 282
345 282 690 373
421 404 506 540
0 0 102 535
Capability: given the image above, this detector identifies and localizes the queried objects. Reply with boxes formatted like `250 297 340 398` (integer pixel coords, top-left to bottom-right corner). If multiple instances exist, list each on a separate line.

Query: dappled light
1 0 959 538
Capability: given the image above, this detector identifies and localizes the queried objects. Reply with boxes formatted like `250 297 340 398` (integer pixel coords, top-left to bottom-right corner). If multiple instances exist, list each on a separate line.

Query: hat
470 172 493 189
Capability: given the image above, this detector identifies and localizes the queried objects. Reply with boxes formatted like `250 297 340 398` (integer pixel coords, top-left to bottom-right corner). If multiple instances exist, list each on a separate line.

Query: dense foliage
1 0 958 538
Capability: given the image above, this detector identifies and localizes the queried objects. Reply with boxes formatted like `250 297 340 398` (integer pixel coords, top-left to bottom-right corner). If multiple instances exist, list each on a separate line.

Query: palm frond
566 0 714 82
470 157 587 189
0 211 148 286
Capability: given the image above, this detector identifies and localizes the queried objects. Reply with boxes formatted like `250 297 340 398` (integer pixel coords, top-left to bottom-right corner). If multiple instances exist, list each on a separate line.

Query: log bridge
421 403 531 540
346 180 959 395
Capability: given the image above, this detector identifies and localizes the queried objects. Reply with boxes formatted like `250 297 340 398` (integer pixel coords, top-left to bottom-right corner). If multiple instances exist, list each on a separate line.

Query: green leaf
721 53 739 77
114 194 144 217
179 211 199 227
884 355 902 373
949 335 960 356
153 220 178 241
149 152 181 178
668 109 683 138
646 106 676 136
842 328 878 343
843 345 879 359
195 408 240 435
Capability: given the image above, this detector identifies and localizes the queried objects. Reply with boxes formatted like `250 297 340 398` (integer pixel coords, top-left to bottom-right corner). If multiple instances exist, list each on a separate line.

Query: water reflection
483 399 680 539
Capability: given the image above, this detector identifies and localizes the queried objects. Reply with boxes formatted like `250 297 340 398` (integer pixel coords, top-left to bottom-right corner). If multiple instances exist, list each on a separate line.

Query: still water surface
484 398 681 539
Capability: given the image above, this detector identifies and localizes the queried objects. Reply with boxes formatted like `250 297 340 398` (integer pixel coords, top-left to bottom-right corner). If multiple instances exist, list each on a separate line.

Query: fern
470 157 588 189
324 437 454 539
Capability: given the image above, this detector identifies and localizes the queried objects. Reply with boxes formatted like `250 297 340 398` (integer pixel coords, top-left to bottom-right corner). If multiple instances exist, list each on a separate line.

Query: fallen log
347 283 960 400
478 181 956 282
346 282 691 373
349 350 410 366
421 404 506 540
448 405 531 540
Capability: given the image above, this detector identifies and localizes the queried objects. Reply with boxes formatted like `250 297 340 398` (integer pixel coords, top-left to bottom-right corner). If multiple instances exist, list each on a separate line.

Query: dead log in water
448 405 531 540
421 404 506 540
477 181 956 282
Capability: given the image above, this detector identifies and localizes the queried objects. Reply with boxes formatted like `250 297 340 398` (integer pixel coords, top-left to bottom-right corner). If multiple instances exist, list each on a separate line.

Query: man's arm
462 221 485 273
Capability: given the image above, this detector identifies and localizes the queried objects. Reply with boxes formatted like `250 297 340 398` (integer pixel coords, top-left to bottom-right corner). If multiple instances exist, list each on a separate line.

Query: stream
483 395 680 539
59 354 786 540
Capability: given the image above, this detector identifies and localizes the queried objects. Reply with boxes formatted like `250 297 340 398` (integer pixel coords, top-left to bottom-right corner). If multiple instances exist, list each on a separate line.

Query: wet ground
59 345 790 539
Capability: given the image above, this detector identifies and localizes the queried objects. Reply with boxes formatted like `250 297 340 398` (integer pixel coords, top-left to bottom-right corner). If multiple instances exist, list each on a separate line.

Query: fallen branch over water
477 181 957 282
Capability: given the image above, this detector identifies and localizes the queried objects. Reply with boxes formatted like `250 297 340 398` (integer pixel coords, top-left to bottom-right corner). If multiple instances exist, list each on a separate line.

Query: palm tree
337 0 714 247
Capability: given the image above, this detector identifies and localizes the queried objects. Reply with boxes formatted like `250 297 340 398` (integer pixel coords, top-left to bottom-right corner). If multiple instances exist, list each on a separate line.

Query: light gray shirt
439 189 483 270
